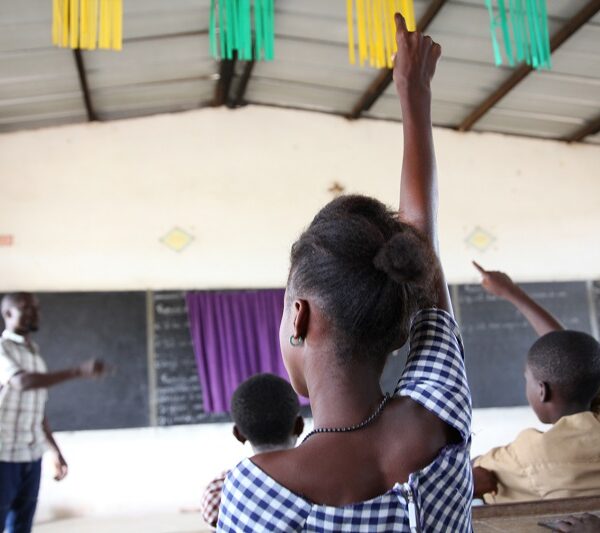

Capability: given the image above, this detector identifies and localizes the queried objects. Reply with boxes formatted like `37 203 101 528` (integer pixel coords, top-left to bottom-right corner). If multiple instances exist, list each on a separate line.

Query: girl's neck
306 358 385 429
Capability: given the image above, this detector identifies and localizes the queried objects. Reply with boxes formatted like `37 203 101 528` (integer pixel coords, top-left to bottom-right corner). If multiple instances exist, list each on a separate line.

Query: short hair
288 195 438 364
230 373 300 446
528 330 600 404
1 292 31 315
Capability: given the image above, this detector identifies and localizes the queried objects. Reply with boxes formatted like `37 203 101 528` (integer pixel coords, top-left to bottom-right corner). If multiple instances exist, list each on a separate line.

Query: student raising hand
472 261 563 336
472 261 520 300
393 12 441 95
394 14 452 314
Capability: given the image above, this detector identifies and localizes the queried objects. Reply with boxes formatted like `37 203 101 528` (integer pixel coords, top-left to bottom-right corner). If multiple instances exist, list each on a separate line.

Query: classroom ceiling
1 0 599 143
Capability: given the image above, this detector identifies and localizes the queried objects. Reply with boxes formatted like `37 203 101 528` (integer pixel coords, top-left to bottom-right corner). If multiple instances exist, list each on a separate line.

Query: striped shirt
218 309 473 532
0 330 48 462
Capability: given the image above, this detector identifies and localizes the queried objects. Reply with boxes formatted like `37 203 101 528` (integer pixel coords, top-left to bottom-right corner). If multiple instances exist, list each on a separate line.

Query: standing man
0 292 105 533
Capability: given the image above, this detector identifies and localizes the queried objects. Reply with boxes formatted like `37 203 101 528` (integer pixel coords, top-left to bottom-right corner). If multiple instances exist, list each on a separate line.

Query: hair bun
373 230 431 285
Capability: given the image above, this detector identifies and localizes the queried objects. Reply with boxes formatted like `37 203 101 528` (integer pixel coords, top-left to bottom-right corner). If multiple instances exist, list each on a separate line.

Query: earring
289 335 304 347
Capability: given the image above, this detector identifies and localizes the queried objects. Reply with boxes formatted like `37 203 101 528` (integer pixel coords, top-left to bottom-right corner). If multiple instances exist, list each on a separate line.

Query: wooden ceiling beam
457 0 600 132
213 52 237 107
73 49 97 122
230 60 255 107
565 113 600 143
348 0 449 120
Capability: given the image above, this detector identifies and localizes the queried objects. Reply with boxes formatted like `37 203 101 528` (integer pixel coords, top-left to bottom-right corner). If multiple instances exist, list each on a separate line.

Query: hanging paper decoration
485 0 551 70
52 0 123 51
209 0 275 61
346 0 416 69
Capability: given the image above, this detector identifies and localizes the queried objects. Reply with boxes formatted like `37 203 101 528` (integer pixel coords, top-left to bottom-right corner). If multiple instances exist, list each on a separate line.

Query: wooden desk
473 496 600 532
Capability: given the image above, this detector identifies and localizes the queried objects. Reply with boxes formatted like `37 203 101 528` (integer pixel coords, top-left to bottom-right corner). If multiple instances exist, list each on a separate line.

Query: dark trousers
0 460 42 533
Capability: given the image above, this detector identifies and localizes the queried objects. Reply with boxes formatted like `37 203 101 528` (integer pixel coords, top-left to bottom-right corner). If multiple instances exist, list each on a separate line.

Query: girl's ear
293 299 310 340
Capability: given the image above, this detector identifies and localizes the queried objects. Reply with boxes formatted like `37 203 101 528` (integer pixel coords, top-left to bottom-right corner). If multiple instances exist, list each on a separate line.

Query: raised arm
394 14 451 314
472 261 563 336
8 358 106 391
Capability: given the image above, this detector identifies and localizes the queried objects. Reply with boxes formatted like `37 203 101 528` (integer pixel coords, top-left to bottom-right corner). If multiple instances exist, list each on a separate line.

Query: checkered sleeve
395 309 472 442
201 471 228 527
217 459 311 532
0 341 23 386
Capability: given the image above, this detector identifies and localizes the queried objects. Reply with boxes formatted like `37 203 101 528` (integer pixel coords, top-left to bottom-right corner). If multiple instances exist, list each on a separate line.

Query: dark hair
230 373 300 446
288 195 438 364
1 293 32 315
528 330 600 405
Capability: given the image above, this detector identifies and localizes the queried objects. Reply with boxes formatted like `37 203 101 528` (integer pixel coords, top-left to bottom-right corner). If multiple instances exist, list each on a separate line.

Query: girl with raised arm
217 15 472 532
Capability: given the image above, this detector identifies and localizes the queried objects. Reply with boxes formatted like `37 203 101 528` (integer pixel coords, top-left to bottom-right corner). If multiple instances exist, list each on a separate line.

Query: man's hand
52 452 68 481
77 358 106 379
472 261 520 300
550 513 600 532
393 13 441 97
472 466 498 498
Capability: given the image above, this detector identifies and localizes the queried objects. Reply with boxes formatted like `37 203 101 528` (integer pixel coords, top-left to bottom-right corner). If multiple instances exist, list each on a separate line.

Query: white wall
1 106 598 521
1 106 600 292
36 407 548 522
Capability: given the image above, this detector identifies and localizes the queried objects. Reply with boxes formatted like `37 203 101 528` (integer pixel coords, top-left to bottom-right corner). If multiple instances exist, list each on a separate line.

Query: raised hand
393 13 441 97
472 261 563 335
78 358 106 379
472 261 519 300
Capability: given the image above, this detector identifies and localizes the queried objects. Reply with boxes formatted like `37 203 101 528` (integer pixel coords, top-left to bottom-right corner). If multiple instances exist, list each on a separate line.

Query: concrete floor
33 514 213 533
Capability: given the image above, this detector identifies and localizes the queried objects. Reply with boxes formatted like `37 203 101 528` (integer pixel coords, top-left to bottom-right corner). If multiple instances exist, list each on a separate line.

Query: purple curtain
186 289 302 413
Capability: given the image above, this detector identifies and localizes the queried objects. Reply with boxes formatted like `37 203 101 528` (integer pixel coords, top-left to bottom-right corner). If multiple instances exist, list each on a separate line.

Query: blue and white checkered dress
218 309 473 532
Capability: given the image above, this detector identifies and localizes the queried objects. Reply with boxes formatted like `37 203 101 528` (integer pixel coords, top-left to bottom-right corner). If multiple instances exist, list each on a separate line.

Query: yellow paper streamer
347 0 416 68
52 0 122 51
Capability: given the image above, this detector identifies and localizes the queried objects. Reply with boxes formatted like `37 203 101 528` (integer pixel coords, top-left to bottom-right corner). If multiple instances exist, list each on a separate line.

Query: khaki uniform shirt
474 401 600 504
0 330 48 462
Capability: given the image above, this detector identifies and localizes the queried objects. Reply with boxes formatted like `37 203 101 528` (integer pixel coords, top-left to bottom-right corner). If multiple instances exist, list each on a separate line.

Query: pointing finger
472 261 487 275
395 12 408 34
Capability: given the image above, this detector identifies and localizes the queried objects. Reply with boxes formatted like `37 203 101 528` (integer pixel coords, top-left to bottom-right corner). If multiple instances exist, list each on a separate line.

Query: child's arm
472 465 498 499
472 261 563 336
393 14 451 314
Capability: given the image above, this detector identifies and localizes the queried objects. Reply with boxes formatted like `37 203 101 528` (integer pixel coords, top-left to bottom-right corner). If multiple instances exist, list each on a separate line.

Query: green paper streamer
486 0 551 70
485 0 503 66
255 0 263 60
209 0 275 61
497 0 515 66
510 0 524 63
209 0 217 57
538 0 551 69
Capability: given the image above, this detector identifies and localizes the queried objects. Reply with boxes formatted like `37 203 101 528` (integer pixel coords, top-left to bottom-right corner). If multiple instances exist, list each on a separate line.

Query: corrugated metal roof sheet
0 0 598 143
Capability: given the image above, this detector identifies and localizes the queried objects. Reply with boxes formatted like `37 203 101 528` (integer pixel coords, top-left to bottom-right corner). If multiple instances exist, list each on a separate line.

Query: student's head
230 373 303 452
525 330 600 423
280 195 437 396
1 293 39 335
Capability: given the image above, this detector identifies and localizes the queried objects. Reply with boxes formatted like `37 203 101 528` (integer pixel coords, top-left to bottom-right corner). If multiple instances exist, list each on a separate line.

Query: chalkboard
31 292 149 431
456 282 593 408
1 281 597 431
152 291 227 426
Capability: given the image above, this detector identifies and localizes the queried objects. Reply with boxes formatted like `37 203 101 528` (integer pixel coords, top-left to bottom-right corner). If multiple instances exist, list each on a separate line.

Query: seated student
471 263 600 504
200 373 304 528
217 14 473 533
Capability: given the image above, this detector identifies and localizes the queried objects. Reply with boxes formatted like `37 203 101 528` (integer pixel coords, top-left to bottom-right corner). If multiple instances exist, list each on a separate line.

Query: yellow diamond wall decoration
465 226 496 252
160 227 194 252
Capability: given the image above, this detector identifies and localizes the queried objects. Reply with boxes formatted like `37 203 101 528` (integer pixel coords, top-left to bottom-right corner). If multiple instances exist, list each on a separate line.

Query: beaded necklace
302 393 392 444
